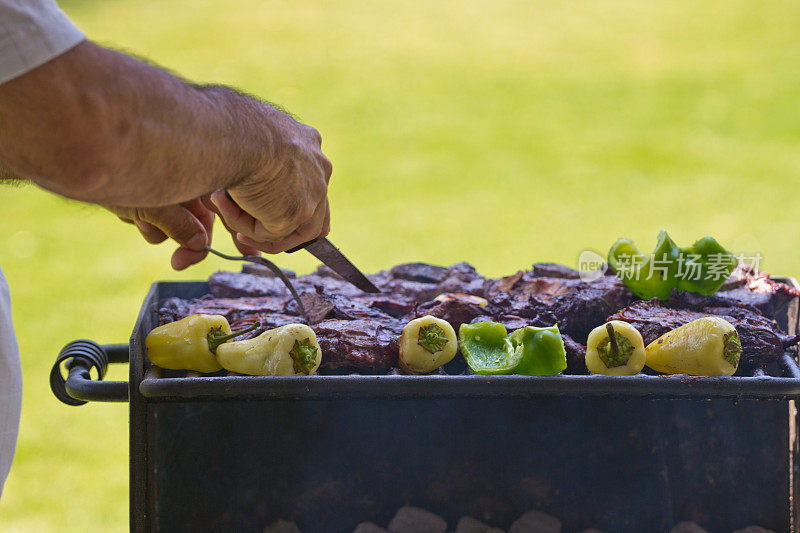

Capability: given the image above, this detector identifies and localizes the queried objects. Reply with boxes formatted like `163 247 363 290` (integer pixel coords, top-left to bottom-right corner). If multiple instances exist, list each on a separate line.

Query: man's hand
0 41 334 260
107 199 218 271
210 108 332 254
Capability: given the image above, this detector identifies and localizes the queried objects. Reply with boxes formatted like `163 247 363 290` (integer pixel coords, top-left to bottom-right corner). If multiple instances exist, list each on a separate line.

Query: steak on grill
157 261 798 374
607 295 799 370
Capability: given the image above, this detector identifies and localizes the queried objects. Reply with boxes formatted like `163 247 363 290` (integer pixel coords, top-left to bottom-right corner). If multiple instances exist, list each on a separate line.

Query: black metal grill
50 278 800 532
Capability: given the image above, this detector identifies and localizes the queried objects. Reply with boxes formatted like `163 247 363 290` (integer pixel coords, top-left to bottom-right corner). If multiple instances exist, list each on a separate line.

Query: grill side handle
50 340 129 405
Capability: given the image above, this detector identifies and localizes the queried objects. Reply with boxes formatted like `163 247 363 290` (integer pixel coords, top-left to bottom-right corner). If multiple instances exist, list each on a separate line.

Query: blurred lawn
2 0 800 530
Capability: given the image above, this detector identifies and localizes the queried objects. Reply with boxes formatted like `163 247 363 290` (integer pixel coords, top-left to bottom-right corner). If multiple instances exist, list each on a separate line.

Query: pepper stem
417 323 449 354
290 338 319 375
606 323 619 357
598 323 634 368
207 322 260 353
722 330 742 368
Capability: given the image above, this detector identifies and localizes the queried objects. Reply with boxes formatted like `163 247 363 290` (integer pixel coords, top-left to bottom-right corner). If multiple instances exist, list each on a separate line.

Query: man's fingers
204 191 260 255
211 189 302 244
236 233 300 255
229 233 261 256
135 220 168 244
209 190 258 236
319 154 333 183
320 200 331 237
108 202 216 271
236 198 330 254
139 205 208 251
171 247 208 271
184 198 215 239
164 200 216 270
201 194 218 217
293 197 328 242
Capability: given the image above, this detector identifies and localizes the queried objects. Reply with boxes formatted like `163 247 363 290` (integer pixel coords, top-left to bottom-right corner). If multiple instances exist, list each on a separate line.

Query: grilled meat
715 263 800 318
485 271 636 343
531 263 582 279
157 260 798 374
314 319 403 373
158 295 290 325
390 262 448 284
415 293 490 331
561 333 588 374
209 271 295 298
229 313 304 336
209 267 365 299
284 289 405 323
607 297 799 369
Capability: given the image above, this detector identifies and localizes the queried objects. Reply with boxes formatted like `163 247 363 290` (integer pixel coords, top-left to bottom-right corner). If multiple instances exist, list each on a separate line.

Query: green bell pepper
459 322 567 376
676 236 737 295
508 326 568 375
607 230 736 300
459 322 518 374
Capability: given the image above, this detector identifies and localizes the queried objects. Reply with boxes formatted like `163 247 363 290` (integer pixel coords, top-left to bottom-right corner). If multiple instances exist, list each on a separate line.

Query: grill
51 278 800 532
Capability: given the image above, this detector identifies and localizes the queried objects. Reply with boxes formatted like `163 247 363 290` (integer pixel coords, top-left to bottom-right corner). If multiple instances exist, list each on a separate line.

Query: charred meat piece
608 301 707 349
436 262 486 296
314 319 403 373
532 263 582 279
285 290 399 322
157 296 199 325
484 270 576 300
295 265 367 297
228 313 306 340
209 271 293 298
608 299 799 369
472 314 530 332
561 334 587 375
484 292 559 325
377 278 442 302
416 293 490 331
372 262 485 302
367 295 417 319
157 295 290 324
210 261 485 304
210 266 369 299
485 271 635 343
715 263 800 319
292 291 335 324
548 276 637 344
390 263 449 284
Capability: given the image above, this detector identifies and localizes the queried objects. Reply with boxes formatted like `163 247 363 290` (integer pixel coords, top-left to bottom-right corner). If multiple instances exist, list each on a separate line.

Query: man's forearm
0 41 280 207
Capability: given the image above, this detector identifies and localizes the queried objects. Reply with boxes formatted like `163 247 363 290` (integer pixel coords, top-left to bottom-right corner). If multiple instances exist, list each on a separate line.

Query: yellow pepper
585 320 646 376
399 316 458 374
216 323 322 376
145 314 258 373
645 316 741 376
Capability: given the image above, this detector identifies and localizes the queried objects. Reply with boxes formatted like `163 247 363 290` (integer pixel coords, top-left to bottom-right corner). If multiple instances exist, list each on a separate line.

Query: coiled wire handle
50 340 128 405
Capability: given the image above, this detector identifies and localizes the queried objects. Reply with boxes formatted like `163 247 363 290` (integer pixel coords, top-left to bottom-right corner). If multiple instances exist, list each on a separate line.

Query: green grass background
1 0 800 530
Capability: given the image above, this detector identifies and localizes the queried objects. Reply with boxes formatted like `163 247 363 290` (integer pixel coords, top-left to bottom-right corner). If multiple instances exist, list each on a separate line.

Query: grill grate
137 351 800 401
135 277 800 402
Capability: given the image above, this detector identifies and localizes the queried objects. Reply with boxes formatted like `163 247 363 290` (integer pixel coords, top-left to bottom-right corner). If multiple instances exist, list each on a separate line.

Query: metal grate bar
781 353 800 379
144 366 163 381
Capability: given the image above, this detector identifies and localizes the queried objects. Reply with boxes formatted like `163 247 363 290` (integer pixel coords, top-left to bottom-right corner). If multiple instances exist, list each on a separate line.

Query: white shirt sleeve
0 0 85 85
0 266 21 499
